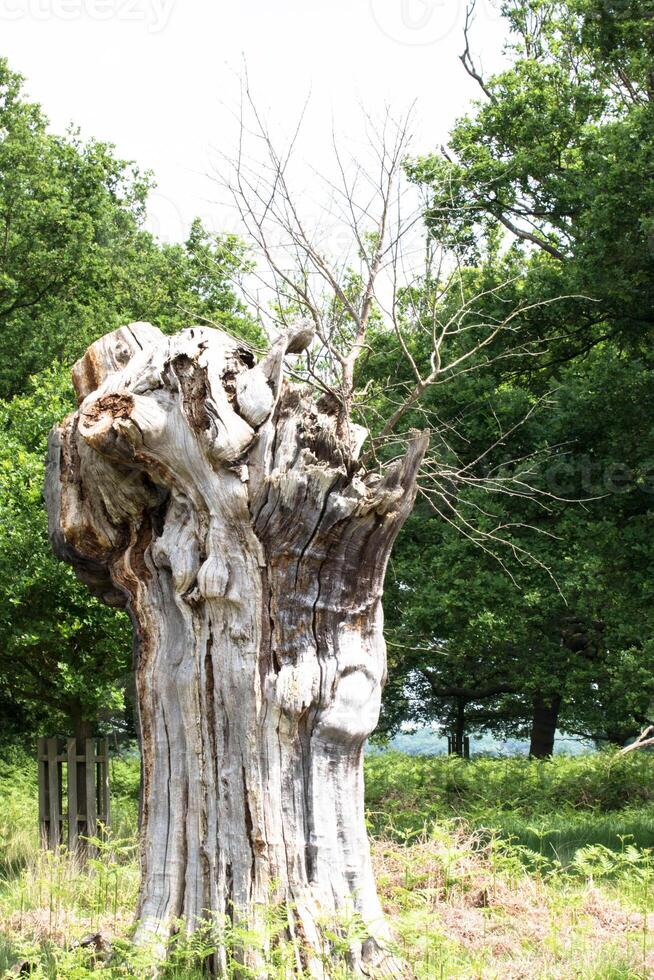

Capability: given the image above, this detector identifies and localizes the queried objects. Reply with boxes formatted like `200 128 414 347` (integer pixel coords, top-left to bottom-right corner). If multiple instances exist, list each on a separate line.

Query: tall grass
1 749 653 977
0 750 38 877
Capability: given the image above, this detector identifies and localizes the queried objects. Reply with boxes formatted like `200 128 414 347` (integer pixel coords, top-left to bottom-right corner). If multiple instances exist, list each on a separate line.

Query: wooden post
47 737 61 849
37 737 48 849
99 738 110 829
85 738 97 854
66 738 78 853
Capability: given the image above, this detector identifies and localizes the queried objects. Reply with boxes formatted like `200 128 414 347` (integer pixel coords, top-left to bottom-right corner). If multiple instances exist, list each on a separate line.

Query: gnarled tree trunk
45 321 427 975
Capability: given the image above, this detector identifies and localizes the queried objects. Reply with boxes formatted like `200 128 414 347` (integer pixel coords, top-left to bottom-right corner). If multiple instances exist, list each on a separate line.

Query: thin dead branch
620 725 654 755
209 87 586 576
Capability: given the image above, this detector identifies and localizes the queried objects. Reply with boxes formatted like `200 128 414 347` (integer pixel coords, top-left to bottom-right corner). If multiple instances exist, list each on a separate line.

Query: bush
108 748 140 837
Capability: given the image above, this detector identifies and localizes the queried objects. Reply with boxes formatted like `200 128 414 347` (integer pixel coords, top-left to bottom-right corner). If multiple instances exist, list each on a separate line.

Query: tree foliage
377 0 654 751
0 58 259 401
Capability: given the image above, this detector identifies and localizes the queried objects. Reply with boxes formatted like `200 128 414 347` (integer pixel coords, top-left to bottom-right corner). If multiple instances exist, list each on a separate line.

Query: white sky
1 0 509 243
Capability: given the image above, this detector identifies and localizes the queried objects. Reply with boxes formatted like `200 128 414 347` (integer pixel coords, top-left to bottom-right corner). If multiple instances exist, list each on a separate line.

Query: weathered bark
529 694 561 758
45 321 427 975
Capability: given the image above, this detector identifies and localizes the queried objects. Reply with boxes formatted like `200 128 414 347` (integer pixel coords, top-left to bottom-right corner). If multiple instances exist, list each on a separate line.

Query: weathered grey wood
45 321 426 975
37 737 48 849
38 735 109 856
66 737 78 852
100 738 110 828
47 738 60 849
85 738 97 850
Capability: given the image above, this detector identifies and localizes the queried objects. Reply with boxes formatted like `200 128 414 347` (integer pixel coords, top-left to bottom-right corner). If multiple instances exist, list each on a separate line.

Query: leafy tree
0 58 259 400
0 368 131 739
376 0 654 754
411 0 654 342
378 337 654 754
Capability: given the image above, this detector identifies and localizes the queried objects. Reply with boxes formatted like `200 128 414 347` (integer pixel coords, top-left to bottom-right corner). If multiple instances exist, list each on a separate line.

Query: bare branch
619 725 654 755
460 1 494 100
209 88 584 581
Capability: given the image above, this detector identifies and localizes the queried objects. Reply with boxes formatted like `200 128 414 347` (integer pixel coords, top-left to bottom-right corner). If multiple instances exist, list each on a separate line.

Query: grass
0 749 653 977
366 751 654 856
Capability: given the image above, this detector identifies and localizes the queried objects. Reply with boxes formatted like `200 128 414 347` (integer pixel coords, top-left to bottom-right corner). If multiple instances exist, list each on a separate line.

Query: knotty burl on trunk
45 321 427 975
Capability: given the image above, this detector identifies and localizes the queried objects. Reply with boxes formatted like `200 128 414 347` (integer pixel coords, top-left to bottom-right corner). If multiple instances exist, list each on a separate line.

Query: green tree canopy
371 1 654 752
0 57 261 400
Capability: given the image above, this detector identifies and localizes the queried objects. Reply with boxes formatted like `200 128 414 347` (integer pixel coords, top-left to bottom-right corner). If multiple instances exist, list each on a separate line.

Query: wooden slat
85 738 97 850
47 738 60 849
100 738 110 830
37 737 48 849
67 738 78 853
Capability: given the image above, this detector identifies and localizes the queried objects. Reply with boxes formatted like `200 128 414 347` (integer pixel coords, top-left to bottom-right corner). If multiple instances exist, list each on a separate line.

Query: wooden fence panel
37 736 110 855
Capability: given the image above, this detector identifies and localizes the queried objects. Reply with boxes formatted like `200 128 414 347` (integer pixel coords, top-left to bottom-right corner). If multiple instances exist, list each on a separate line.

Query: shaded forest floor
1 750 653 978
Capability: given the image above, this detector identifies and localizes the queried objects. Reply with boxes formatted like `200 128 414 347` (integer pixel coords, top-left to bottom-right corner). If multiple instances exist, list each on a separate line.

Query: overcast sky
2 0 509 242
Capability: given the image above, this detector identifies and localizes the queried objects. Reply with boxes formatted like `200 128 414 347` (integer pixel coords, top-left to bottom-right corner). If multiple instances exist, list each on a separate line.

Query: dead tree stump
45 321 426 975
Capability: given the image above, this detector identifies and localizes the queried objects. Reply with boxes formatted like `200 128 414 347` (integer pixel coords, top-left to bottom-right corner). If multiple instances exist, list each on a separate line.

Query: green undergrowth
365 751 654 857
0 748 653 977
